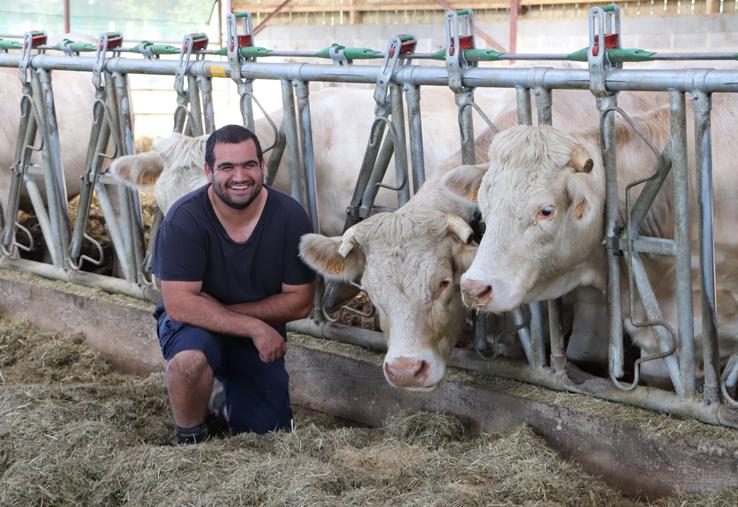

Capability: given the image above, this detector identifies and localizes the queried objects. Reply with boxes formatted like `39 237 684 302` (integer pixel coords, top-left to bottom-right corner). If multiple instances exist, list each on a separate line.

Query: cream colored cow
460 97 738 382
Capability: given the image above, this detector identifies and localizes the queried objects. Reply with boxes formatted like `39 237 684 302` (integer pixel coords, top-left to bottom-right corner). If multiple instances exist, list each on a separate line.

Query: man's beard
211 176 264 210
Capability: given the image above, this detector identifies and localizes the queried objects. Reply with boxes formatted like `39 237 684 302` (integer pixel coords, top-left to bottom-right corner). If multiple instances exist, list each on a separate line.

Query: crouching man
152 124 315 444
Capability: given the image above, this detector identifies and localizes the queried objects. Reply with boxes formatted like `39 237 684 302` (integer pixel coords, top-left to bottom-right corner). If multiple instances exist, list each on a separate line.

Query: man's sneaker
208 379 226 420
175 422 209 445
206 379 228 436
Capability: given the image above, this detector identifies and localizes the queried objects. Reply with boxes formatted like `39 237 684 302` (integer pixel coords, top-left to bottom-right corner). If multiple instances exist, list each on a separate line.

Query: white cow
459 96 738 382
109 86 503 236
300 163 481 391
1 37 95 216
300 89 666 391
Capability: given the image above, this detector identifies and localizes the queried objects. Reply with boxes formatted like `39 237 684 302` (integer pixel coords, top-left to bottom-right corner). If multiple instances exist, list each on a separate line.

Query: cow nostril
478 285 492 300
415 360 430 381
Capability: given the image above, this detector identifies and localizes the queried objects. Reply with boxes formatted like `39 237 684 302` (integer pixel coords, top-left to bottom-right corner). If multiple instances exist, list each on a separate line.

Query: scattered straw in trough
2 316 737 506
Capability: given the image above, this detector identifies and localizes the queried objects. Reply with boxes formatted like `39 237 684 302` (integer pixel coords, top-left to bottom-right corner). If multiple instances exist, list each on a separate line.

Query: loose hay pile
1 317 736 506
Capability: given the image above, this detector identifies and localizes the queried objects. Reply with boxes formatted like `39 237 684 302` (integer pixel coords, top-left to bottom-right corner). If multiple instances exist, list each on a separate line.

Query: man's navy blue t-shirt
152 184 315 337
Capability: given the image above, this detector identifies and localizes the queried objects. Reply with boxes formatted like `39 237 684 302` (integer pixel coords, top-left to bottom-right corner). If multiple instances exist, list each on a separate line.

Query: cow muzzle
460 277 493 310
383 356 435 391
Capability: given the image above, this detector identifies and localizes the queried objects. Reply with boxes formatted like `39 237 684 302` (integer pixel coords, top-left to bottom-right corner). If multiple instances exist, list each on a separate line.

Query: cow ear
109 152 165 188
440 164 487 205
566 172 602 225
299 234 365 282
452 243 478 274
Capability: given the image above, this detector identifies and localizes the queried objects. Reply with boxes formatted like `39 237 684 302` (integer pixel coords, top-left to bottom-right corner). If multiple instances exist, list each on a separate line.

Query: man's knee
166 349 213 382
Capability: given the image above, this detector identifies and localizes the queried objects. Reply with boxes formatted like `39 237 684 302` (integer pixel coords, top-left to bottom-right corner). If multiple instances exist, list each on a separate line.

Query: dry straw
1 317 736 506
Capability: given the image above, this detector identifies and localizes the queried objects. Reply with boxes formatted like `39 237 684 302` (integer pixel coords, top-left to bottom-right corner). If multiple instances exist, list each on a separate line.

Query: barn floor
0 317 736 506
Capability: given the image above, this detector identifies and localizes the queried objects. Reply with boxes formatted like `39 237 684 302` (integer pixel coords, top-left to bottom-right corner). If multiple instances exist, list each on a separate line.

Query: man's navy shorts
156 311 293 434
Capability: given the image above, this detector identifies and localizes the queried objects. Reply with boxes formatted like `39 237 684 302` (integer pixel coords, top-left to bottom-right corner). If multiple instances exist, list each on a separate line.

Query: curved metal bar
459 99 499 135
720 355 738 408
600 105 682 394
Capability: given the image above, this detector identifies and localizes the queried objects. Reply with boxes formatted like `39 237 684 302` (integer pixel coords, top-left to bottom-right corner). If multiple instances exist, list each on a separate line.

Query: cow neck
206 184 269 245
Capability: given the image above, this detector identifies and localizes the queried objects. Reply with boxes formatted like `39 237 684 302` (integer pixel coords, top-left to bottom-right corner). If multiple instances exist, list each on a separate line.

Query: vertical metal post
187 75 204 136
548 298 566 373
534 87 553 125
197 76 216 134
529 302 546 369
456 90 476 165
239 81 256 131
389 83 410 206
294 80 320 234
669 90 696 398
279 79 303 206
32 69 69 267
599 95 625 381
515 87 532 126
692 90 720 405
403 84 425 193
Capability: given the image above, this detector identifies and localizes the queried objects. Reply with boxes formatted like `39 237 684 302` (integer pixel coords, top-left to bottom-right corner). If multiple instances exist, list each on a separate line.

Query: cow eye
537 205 556 221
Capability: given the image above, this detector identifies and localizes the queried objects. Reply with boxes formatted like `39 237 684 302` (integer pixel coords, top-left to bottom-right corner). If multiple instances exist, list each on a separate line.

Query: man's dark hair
204 124 263 168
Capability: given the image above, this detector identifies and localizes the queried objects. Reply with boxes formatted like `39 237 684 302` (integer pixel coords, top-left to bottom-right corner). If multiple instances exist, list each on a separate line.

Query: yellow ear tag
325 258 344 275
471 189 478 203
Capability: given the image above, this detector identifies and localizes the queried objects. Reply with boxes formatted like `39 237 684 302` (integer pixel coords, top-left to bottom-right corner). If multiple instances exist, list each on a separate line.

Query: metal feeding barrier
1 4 738 428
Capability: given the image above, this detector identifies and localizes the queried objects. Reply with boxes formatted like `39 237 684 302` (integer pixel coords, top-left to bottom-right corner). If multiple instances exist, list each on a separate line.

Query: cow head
110 133 209 215
300 204 478 392
458 125 604 313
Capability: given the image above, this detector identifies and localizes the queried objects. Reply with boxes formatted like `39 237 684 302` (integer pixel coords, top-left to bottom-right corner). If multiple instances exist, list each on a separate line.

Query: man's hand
251 321 288 363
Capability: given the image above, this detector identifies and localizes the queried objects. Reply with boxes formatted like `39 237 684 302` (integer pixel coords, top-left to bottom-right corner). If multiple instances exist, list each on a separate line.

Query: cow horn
445 214 473 244
569 145 594 173
338 224 360 257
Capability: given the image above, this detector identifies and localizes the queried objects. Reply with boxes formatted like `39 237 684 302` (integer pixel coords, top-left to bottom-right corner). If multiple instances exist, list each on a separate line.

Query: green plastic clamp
566 47 655 62
132 41 180 55
430 48 505 61
239 46 272 58
600 3 618 11
0 39 22 50
396 34 415 43
316 44 381 60
52 38 97 52
455 8 473 15
315 44 342 59
233 12 251 18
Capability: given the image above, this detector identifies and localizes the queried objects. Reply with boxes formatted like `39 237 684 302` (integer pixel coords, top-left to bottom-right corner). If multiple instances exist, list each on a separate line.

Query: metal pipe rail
3 53 738 93
287 319 738 429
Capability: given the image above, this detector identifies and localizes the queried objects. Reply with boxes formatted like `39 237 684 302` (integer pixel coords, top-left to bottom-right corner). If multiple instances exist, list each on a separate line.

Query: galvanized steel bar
627 251 685 396
515 86 532 125
692 90 721 405
31 69 69 267
197 75 216 134
456 90 476 165
0 257 158 301
279 79 303 204
294 80 320 234
669 90 696 398
600 96 625 381
403 84 425 193
287 318 738 428
390 83 411 206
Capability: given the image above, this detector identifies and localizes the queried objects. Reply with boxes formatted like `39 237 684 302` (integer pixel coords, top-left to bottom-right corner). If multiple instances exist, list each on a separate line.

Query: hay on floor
1 316 737 506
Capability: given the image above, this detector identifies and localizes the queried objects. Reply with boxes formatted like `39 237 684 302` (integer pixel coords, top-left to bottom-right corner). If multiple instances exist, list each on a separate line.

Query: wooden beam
254 0 294 35
64 0 71 33
434 0 507 52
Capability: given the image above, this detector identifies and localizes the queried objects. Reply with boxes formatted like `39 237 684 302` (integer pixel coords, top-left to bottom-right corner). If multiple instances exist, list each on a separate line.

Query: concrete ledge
1 268 737 498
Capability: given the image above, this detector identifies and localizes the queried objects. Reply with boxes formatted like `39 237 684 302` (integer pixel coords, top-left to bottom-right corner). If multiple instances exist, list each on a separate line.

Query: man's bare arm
160 280 286 362
223 282 315 324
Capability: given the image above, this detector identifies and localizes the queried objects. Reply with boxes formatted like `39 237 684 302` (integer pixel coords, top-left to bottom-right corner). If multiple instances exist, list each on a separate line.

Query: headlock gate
1 4 738 428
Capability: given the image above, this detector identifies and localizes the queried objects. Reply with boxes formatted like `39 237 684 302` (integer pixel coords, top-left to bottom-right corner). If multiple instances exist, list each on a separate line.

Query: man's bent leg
166 350 213 428
221 335 293 434
157 313 224 443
